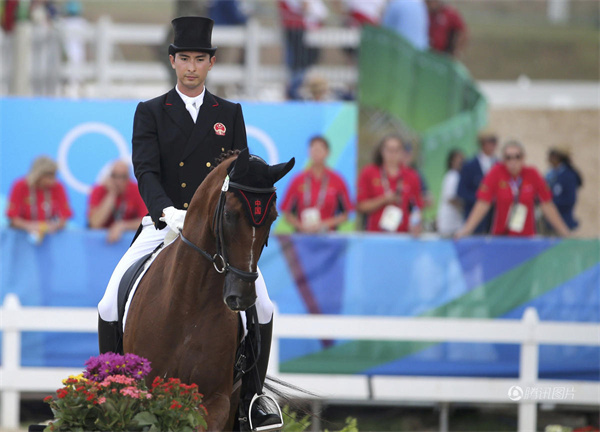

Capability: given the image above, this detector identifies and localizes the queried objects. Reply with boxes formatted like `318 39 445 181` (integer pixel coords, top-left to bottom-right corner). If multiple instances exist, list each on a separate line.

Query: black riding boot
248 318 283 431
98 315 123 355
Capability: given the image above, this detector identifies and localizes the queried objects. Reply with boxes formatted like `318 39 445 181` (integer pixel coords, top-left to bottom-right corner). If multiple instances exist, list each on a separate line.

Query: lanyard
509 177 522 204
303 172 329 209
380 167 403 195
112 198 127 222
29 188 53 221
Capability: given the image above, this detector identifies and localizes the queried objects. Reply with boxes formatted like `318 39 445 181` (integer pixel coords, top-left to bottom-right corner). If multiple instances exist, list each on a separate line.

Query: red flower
57 388 69 399
170 400 182 410
43 396 53 403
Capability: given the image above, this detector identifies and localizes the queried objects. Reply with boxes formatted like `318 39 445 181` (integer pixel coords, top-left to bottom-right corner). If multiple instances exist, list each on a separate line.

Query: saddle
116 249 158 337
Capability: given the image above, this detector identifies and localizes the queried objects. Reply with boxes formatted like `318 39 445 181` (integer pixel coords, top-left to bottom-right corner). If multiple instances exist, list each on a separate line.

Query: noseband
179 174 276 283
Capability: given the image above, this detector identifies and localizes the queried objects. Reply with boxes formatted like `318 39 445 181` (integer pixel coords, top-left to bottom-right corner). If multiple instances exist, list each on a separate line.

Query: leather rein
179 174 276 283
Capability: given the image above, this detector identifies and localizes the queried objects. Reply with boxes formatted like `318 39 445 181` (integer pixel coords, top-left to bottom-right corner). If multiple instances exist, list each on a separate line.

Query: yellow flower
61 373 88 386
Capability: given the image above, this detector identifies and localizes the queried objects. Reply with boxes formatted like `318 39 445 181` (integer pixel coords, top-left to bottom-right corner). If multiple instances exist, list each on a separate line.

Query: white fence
2 16 359 100
1 293 599 431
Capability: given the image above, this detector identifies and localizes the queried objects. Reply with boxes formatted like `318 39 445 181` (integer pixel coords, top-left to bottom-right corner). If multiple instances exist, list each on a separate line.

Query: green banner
358 26 488 222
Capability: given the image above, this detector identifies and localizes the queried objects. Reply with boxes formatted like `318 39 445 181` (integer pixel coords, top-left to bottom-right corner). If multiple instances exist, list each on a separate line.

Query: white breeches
97 216 274 324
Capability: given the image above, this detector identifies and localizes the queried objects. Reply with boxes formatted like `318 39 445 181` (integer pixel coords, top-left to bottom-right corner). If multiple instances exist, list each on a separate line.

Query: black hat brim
169 44 217 57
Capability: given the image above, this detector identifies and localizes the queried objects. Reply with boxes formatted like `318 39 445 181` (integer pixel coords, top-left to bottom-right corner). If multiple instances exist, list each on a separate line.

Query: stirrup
248 393 283 432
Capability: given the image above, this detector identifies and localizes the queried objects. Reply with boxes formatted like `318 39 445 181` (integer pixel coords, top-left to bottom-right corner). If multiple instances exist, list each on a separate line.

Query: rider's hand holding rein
160 206 186 232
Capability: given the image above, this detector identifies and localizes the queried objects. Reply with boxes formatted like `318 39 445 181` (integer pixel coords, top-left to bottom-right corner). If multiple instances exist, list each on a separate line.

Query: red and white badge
214 123 226 136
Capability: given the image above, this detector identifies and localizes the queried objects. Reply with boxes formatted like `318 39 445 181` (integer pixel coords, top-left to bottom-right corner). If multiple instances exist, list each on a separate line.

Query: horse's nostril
225 296 242 311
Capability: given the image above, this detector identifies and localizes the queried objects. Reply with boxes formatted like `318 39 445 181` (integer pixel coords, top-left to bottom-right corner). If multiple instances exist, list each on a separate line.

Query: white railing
3 17 359 100
1 293 599 431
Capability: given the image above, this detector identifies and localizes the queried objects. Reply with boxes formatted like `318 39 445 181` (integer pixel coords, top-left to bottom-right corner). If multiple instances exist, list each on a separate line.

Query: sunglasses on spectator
482 138 498 144
111 173 129 179
504 153 523 161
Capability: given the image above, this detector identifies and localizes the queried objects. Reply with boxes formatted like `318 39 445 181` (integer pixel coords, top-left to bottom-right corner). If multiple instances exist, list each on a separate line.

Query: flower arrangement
44 352 207 432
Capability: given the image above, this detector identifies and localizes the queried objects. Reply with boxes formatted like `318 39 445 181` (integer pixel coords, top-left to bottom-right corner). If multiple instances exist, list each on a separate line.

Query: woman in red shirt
281 135 352 233
357 135 423 233
456 140 570 238
6 156 73 242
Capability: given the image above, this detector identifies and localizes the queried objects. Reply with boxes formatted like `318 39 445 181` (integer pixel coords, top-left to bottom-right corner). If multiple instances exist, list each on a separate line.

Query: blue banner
1 229 598 380
0 98 356 229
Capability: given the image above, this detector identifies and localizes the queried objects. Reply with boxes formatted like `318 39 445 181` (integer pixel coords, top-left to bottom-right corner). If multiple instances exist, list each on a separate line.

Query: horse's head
184 149 294 311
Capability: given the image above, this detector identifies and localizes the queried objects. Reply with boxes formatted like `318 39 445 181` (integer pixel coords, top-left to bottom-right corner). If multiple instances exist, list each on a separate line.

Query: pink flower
97 397 106 404
120 386 142 399
100 375 136 387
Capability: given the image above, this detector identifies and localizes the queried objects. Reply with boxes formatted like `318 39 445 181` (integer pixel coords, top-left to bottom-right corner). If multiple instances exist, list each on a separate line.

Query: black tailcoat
132 88 247 229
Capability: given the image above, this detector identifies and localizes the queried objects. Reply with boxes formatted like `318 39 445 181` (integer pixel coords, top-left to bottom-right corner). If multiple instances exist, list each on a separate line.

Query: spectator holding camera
6 155 72 242
281 136 352 233
357 135 423 234
455 140 570 238
87 160 147 243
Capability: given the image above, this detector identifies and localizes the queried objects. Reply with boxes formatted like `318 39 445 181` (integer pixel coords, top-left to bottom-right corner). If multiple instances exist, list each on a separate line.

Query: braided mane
211 150 241 171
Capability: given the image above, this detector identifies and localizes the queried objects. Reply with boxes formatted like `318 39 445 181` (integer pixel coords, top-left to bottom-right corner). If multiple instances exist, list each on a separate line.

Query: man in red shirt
456 140 570 238
87 160 147 243
281 136 352 232
426 0 467 56
7 156 72 243
357 135 423 233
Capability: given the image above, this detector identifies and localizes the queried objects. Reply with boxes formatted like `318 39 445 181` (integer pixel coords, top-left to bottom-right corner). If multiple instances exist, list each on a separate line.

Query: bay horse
123 150 294 430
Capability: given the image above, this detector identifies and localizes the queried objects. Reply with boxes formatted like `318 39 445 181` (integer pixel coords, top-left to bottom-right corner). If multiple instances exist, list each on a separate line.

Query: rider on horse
97 16 282 430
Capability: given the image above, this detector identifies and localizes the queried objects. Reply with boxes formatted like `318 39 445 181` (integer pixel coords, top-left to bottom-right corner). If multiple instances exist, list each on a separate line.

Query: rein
179 174 276 283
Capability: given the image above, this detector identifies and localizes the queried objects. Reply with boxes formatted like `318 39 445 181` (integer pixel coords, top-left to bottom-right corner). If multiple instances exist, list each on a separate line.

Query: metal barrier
1 293 599 431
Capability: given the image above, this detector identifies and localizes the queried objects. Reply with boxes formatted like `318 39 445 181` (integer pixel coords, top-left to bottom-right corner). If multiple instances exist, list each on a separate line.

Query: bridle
179 172 276 283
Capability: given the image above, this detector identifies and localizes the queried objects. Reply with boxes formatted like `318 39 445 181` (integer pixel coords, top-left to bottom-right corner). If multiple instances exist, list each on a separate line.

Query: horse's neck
169 224 224 306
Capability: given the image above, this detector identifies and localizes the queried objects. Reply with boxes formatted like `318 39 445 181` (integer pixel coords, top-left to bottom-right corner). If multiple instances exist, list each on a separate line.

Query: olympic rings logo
57 122 130 194
56 122 279 195
246 125 279 165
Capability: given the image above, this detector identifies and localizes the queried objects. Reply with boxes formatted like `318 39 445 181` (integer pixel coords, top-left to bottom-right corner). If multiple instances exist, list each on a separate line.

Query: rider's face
170 51 215 96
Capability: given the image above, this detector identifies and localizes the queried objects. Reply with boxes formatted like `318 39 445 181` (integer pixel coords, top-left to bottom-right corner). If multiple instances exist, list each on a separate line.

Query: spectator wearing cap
87 160 148 243
457 130 498 234
455 140 570 238
6 155 72 242
545 146 582 232
281 135 353 233
425 0 467 57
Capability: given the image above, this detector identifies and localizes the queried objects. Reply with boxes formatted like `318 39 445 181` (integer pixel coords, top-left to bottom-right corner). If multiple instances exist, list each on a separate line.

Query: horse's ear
268 157 295 184
229 148 250 180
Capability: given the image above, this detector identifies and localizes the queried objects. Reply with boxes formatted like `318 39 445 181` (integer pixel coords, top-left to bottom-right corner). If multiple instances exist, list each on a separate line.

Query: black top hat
169 16 217 57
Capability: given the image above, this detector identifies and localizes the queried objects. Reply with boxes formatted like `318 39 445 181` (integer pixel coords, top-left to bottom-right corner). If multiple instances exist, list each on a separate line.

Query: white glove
159 206 186 232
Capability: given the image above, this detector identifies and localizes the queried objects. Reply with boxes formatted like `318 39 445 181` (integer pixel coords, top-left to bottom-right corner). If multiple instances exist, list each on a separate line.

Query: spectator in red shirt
281 136 352 233
456 140 570 238
6 155 72 242
425 0 467 57
357 135 423 234
87 160 147 243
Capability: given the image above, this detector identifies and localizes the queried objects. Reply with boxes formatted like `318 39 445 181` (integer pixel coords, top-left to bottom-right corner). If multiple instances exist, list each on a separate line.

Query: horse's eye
224 210 237 223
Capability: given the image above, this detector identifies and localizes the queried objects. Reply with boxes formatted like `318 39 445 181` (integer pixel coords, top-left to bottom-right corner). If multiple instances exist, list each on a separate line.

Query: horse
123 149 294 430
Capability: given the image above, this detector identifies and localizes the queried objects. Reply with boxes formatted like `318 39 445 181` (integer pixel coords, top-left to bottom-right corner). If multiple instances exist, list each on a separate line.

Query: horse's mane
211 150 241 171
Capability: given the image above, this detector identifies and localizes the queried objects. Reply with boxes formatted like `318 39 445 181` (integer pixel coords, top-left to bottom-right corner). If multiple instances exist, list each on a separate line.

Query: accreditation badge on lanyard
378 168 403 232
300 174 329 228
507 177 527 233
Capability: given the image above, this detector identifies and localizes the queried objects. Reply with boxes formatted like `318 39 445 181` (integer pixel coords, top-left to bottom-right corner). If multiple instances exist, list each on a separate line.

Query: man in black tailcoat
97 16 282 430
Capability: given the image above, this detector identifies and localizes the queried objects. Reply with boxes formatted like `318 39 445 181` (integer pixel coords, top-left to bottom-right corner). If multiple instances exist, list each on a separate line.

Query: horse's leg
204 392 234 431
226 385 242 431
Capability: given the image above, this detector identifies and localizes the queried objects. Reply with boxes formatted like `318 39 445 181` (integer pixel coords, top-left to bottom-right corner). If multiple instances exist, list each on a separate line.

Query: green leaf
133 411 157 426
